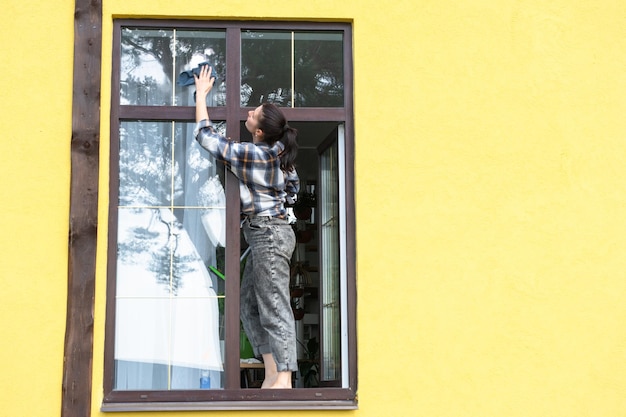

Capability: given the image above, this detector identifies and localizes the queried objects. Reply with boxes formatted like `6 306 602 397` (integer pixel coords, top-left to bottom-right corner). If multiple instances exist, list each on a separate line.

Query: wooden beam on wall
62 0 102 415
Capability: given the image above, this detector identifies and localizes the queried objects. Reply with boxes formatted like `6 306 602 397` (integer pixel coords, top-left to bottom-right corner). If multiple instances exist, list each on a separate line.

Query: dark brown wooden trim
114 18 351 32
223 26 243 390
226 27 243 121
103 387 356 403
102 20 123 396
343 23 359 392
117 106 346 122
119 105 221 121
62 0 102 415
272 107 347 122
223 172 242 390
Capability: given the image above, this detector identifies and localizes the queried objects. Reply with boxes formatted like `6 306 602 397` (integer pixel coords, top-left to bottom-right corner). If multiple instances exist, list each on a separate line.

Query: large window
104 20 355 410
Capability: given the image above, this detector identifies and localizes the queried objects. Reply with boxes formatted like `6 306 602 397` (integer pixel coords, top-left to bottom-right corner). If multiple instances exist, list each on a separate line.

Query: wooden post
62 0 102 415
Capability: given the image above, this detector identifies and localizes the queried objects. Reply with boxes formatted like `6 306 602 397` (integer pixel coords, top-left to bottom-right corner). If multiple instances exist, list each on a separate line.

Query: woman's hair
258 103 298 172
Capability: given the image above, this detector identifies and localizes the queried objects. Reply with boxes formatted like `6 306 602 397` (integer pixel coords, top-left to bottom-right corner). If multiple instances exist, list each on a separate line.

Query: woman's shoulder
271 141 285 153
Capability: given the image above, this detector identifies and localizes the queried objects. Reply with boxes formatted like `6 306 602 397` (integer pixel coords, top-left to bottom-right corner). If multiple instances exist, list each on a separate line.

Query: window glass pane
119 121 173 206
241 30 292 106
294 32 344 107
120 28 226 106
319 140 341 382
174 30 226 107
120 28 173 106
114 121 227 390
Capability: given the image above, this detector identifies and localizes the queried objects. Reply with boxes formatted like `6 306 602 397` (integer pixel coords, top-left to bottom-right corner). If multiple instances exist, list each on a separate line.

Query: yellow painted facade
2 0 626 416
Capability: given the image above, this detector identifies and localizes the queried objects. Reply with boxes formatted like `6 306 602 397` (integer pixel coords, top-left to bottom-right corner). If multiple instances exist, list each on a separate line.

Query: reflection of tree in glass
119 122 176 206
120 28 343 108
118 120 197 295
120 29 172 105
241 32 292 106
118 209 198 296
117 221 160 265
241 31 344 107
149 214 198 296
120 28 226 106
294 36 344 107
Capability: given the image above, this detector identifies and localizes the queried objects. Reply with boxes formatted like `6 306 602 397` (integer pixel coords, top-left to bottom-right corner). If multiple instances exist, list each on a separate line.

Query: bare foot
262 371 292 389
261 353 278 388
259 353 292 388
261 374 277 388
264 382 292 389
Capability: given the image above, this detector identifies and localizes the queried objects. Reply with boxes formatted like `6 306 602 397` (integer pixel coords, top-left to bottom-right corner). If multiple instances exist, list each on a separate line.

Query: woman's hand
194 65 215 123
194 65 215 99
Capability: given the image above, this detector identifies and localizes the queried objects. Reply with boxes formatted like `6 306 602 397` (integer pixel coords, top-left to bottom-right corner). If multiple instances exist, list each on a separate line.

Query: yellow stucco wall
0 0 74 416
2 0 626 416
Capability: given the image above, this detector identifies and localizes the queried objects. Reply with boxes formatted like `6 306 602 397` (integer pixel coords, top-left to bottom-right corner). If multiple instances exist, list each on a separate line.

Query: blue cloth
177 62 217 86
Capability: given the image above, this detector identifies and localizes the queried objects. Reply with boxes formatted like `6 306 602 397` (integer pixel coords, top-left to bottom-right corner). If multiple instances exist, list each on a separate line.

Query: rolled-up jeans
241 216 297 372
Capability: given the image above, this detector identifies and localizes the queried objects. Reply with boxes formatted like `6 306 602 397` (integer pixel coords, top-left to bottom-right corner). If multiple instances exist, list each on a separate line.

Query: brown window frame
102 19 356 411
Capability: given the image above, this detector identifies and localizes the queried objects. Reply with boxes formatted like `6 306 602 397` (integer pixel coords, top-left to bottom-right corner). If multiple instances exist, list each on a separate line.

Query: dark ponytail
258 103 298 172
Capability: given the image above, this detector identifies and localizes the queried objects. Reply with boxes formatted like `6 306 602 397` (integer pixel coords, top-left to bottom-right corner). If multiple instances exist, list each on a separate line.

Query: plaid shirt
194 119 299 217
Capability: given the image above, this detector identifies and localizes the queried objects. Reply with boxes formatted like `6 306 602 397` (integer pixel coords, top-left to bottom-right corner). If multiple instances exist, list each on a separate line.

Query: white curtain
114 116 225 390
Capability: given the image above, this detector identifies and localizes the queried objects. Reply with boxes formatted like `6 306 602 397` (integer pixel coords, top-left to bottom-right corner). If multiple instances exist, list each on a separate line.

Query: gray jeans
241 216 297 372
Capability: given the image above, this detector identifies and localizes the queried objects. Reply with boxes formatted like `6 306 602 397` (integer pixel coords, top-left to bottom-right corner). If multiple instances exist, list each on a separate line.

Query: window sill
101 399 358 412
